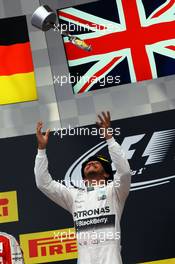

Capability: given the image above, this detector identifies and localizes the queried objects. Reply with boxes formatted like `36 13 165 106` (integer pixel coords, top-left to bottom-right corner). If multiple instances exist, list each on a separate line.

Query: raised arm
97 112 131 203
34 122 73 213
107 137 131 203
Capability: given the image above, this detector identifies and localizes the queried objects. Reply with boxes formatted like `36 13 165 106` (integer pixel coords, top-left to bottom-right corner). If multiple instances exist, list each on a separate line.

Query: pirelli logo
20 228 78 264
0 191 19 223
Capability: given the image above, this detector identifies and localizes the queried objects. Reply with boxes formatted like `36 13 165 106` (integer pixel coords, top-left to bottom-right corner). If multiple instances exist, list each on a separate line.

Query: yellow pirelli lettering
0 191 19 223
20 228 78 264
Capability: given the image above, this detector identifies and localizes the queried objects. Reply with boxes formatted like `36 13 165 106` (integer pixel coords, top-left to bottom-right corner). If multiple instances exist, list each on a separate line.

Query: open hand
96 111 113 140
36 121 50 149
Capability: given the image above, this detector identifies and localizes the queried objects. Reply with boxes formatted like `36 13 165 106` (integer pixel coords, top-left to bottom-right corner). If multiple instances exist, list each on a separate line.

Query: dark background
1 110 175 263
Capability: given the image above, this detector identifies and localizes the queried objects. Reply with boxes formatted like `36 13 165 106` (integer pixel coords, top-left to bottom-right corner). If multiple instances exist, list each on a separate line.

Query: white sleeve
107 137 131 204
34 149 73 213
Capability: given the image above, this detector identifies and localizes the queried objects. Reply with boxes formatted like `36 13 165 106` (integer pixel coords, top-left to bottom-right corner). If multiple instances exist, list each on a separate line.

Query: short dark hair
81 155 113 181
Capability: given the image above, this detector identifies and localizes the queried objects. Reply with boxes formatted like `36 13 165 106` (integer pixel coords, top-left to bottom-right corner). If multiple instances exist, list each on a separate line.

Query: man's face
83 160 105 178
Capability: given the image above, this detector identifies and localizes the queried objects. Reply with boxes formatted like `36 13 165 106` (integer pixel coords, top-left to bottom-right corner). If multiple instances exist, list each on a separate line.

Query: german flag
0 16 38 105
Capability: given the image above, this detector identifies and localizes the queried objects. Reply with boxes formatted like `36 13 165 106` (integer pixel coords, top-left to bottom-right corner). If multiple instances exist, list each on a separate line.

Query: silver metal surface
31 5 56 31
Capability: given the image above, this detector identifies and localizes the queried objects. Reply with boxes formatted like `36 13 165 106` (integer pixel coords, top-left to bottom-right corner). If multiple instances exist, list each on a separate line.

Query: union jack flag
58 0 175 94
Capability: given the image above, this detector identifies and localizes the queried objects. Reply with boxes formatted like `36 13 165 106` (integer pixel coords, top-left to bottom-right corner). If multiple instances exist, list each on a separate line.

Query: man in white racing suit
34 111 131 264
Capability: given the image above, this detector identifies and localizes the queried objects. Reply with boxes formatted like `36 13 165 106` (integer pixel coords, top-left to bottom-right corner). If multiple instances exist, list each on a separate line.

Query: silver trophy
31 5 92 51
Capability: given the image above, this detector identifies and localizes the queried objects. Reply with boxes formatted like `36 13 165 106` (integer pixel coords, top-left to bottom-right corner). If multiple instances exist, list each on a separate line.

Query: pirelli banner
1 109 175 263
